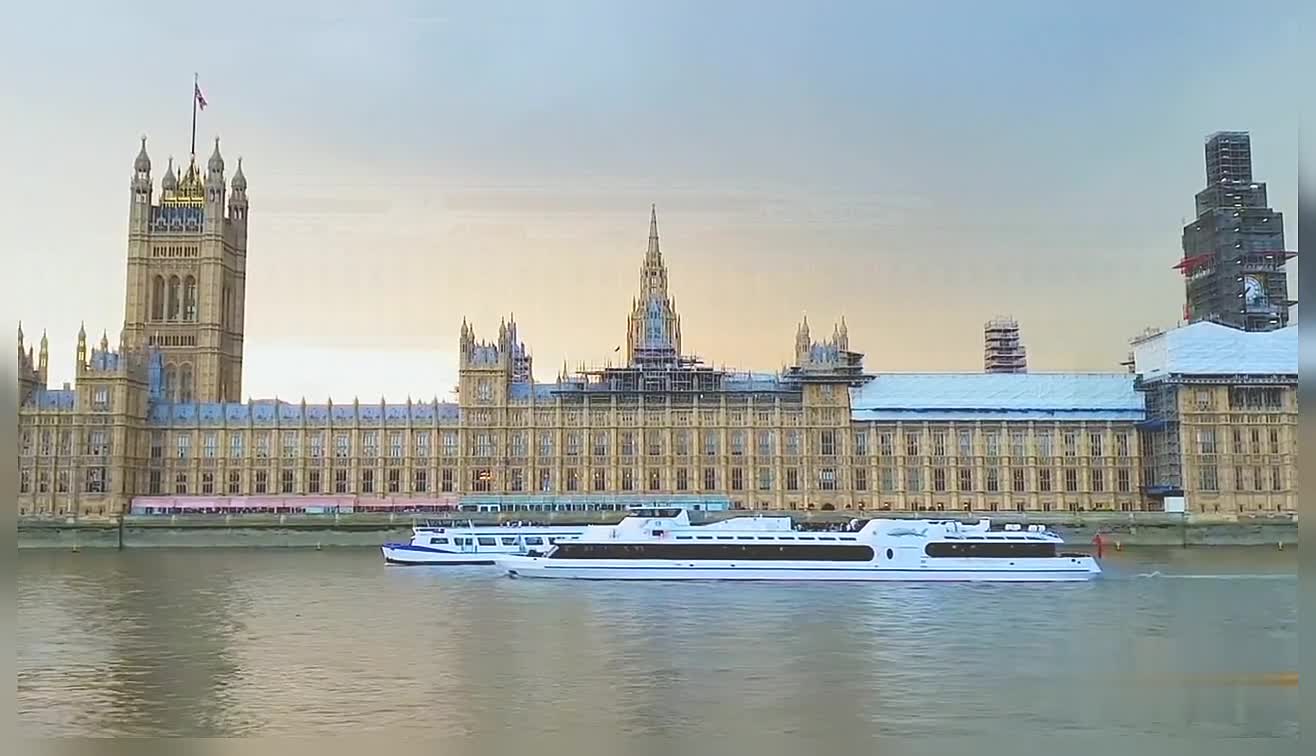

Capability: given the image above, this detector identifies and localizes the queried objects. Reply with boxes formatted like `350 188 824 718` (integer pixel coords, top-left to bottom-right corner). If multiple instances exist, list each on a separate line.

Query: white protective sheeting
1133 322 1296 380
849 373 1143 422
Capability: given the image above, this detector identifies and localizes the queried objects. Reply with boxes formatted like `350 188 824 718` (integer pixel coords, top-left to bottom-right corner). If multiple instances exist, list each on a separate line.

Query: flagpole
190 72 198 161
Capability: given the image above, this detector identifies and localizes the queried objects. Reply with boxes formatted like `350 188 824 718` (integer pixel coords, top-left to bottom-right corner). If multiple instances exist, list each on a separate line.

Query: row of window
20 430 112 456
1198 465 1286 493
146 428 1137 462
1196 427 1286 455
18 467 109 495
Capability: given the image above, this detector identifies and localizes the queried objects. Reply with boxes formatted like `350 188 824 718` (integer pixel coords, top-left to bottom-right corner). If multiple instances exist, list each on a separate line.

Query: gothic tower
625 205 682 368
122 136 248 403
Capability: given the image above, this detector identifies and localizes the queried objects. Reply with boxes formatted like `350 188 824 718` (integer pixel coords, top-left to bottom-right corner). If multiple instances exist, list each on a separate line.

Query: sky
3 0 1305 401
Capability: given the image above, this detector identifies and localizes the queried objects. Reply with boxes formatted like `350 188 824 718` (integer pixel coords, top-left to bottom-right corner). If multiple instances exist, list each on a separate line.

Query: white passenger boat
496 507 1101 582
381 521 587 565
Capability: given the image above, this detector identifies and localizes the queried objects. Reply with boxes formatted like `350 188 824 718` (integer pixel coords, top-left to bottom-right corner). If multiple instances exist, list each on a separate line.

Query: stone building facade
15 139 1298 518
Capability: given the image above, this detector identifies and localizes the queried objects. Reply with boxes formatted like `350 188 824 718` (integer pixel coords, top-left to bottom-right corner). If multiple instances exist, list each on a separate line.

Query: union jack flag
195 83 207 110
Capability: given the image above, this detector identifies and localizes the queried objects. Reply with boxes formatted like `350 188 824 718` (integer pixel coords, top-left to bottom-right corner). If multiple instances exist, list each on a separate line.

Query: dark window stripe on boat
548 543 875 562
924 541 1057 558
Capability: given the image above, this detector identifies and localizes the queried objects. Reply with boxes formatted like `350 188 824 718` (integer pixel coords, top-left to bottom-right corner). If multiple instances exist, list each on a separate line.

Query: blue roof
507 383 560 401
724 372 791 392
850 373 1144 422
27 389 75 410
149 399 460 426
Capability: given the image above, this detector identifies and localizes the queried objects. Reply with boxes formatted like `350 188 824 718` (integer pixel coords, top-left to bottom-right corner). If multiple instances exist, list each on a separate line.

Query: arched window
183 276 198 321
167 276 181 320
163 364 177 403
179 364 193 403
151 276 165 320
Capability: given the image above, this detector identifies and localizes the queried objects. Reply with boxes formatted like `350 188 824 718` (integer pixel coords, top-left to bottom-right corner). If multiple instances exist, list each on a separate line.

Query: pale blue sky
4 0 1305 400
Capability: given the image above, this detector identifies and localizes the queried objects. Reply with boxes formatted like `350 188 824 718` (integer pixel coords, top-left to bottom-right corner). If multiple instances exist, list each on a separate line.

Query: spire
162 157 177 191
647 203 661 261
17 321 23 350
231 157 247 190
208 136 224 173
134 135 151 173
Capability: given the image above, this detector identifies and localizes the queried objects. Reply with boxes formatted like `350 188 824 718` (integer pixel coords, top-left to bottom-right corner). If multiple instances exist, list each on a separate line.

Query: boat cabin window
501 537 519 545
696 536 713 540
628 507 684 518
477 537 497 546
925 541 1057 558
524 537 543 545
550 542 876 562
429 537 449 545
676 536 693 540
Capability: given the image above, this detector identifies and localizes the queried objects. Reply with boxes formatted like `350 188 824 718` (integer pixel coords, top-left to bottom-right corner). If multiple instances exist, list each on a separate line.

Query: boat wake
1135 570 1295 580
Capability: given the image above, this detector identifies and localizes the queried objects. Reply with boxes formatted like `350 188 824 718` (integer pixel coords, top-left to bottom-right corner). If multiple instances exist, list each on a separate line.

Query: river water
16 546 1299 752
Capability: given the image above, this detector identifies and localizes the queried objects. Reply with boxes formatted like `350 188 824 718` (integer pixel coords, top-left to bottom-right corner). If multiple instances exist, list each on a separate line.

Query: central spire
647 203 660 262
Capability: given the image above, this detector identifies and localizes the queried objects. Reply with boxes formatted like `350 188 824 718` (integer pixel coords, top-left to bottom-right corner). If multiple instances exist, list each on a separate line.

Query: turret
38 329 49 385
204 137 226 230
229 157 248 222
130 136 153 230
76 322 87 367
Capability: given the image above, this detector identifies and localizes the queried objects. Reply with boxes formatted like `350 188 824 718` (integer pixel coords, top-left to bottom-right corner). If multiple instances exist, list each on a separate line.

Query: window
1234 466 1245 491
1199 464 1218 492
819 468 837 491
1092 469 1104 493
1039 469 1052 492
1249 429 1260 454
985 432 1000 458
149 470 162 494
1117 468 1131 492
442 469 455 493
85 467 106 494
757 467 773 491
618 432 633 457
1269 430 1280 454
387 431 403 459
362 469 375 493
785 430 802 456
282 432 299 459
1116 432 1130 457
332 433 349 459
785 468 800 491
566 432 582 457
931 431 946 457
905 432 920 457
676 468 689 491
414 431 430 458
475 433 495 457
174 471 188 495
723 430 742 457
1195 390 1212 411
507 469 521 492
1271 466 1283 491
310 469 324 493
538 469 551 492
88 430 109 456
282 469 296 494
703 467 717 491
92 387 110 411
538 432 554 457
986 467 999 492
756 431 773 457
880 466 896 492
1010 432 1026 459
20 468 30 493
20 431 32 456
674 430 691 456
1037 431 1053 458
702 431 718 457
957 430 972 458
853 431 869 456
957 467 972 492
1064 468 1078 492
443 432 459 457
57 470 69 493
820 430 836 456
362 431 379 458
255 432 270 459
878 432 894 456
593 469 606 491
933 467 947 492
905 466 922 492
1012 468 1025 492
227 470 241 495
567 468 580 492
1252 466 1263 492
1089 433 1104 458
176 434 191 459
1197 429 1217 455
199 432 217 459
592 432 609 457
1231 428 1244 454
731 468 744 491
470 468 490 492
853 467 868 491
649 431 665 457
1062 432 1077 458
201 471 215 495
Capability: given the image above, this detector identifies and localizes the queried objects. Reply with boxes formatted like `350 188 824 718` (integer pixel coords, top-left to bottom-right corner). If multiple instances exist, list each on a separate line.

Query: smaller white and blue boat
381 521 587 565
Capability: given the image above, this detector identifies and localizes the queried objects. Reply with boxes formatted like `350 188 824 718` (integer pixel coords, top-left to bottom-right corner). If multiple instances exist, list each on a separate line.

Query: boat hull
381 544 498 566
497 556 1101 582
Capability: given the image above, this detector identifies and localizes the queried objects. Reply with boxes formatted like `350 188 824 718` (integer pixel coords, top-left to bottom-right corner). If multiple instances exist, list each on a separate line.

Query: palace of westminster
15 132 1298 518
